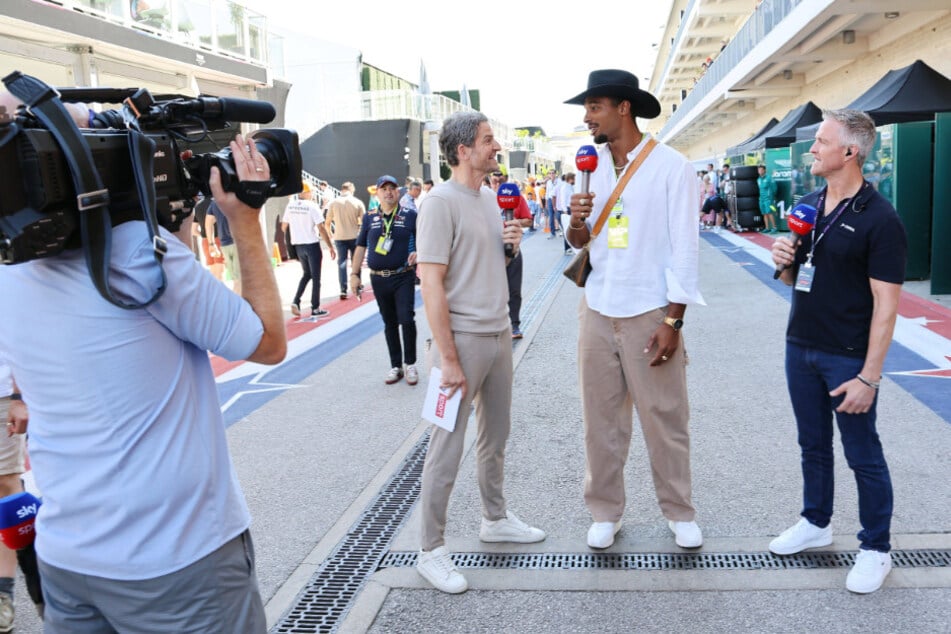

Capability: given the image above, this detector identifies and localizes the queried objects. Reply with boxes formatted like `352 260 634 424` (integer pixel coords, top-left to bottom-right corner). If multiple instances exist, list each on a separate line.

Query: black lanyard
806 183 866 263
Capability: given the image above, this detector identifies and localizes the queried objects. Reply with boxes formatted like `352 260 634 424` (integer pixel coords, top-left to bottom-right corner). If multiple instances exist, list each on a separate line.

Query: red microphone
575 145 598 194
773 203 818 279
0 491 41 550
497 183 521 258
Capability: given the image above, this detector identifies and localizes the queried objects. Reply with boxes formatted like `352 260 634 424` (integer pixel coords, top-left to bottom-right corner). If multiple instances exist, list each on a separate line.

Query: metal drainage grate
379 549 951 571
271 431 430 634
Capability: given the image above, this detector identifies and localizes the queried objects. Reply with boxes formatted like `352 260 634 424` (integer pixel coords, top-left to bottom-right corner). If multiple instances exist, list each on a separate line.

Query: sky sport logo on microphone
787 203 818 235
575 145 598 172
497 183 520 208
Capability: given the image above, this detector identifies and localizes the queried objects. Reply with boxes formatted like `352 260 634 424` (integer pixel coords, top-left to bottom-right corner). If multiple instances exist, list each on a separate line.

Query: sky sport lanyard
806 188 852 266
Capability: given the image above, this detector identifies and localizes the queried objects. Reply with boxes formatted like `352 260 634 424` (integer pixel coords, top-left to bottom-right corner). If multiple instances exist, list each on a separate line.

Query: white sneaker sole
479 531 546 544
769 533 833 555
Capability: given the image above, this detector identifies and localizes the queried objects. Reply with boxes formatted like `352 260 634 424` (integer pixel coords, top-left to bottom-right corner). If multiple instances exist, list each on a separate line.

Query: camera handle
3 72 168 309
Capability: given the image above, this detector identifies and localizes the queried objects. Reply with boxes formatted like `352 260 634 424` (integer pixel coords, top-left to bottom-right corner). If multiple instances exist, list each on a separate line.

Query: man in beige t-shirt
414 111 546 595
324 182 365 299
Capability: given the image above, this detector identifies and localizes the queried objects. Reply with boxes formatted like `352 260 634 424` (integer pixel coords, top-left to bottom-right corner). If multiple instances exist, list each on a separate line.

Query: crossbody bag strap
588 137 658 239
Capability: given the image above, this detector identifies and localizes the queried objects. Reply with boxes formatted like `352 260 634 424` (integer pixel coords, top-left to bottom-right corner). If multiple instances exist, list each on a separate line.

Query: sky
245 1 674 137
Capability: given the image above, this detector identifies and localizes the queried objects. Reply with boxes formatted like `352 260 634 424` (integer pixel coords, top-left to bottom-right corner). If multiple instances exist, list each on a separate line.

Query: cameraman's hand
209 134 270 228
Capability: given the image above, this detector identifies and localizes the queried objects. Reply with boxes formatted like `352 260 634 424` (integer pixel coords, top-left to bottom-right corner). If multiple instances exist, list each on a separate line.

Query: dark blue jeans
293 242 322 310
785 342 892 552
335 239 357 294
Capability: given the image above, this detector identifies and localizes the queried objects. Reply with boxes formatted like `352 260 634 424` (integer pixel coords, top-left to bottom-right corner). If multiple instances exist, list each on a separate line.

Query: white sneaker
0 592 12 634
405 364 419 386
587 521 622 549
385 367 404 385
416 546 468 594
479 511 546 543
669 520 703 548
846 549 892 594
769 517 833 555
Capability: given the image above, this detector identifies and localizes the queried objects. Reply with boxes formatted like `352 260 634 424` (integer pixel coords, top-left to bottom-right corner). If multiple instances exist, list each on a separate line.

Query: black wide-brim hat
565 69 661 119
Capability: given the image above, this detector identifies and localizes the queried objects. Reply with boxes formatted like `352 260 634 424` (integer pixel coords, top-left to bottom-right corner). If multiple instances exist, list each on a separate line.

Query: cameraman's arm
0 92 89 128
209 135 286 365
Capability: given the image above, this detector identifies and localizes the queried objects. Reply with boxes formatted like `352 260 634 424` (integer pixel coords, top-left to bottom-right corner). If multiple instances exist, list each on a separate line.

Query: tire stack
728 165 763 232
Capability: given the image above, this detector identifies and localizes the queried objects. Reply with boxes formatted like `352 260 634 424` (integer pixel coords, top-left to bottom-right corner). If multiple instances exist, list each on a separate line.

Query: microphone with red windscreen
575 145 598 194
773 203 818 279
497 182 521 258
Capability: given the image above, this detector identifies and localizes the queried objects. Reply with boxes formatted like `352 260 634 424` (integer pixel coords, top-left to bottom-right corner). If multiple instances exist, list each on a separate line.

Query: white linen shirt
581 134 705 318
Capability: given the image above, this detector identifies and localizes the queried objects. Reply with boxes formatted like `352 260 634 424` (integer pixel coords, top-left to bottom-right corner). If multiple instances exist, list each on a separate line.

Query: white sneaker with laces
479 511 546 543
385 367 404 385
769 517 833 555
587 521 622 549
846 549 892 593
668 520 703 548
416 546 468 594
405 364 419 386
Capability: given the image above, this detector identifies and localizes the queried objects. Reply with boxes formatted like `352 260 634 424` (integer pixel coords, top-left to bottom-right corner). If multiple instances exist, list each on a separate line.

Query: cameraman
0 90 286 633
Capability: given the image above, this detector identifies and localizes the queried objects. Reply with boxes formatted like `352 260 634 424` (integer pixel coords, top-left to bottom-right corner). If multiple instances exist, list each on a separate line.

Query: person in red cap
565 69 706 551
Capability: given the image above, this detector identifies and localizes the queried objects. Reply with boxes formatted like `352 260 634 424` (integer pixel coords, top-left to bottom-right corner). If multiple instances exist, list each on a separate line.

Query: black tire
732 180 759 197
734 196 760 212
736 209 763 230
731 165 759 180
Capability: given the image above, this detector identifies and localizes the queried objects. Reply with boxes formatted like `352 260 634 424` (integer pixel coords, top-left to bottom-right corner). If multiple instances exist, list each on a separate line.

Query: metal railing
659 0 806 139
51 0 278 72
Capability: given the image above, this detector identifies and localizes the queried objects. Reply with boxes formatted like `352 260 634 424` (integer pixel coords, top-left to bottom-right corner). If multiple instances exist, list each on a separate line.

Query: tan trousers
419 329 512 551
578 297 696 523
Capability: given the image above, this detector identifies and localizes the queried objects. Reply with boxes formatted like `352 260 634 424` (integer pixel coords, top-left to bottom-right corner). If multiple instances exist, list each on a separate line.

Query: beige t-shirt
417 180 509 334
325 194 365 240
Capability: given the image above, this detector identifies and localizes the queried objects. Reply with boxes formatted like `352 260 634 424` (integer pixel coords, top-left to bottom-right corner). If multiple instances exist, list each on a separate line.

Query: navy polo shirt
786 182 907 357
356 207 417 271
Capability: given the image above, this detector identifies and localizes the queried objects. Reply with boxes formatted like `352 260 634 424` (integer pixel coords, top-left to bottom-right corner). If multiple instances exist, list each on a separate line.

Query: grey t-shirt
417 180 509 334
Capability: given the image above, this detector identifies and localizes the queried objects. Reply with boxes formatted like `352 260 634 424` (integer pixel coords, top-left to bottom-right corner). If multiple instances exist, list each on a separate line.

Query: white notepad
422 367 462 432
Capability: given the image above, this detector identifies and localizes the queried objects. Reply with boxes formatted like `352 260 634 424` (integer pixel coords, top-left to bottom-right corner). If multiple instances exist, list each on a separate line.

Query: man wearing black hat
350 175 419 385
564 69 706 550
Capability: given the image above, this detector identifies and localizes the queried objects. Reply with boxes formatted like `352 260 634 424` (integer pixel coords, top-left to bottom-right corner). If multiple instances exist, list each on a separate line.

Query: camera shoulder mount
3 72 167 309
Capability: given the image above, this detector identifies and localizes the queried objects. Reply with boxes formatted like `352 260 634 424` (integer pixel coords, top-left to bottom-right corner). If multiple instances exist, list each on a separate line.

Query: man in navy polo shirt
770 109 907 594
351 175 419 385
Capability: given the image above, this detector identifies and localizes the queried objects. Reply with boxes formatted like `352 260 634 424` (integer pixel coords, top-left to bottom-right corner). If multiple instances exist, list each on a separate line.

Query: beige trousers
419 329 512 551
578 297 696 523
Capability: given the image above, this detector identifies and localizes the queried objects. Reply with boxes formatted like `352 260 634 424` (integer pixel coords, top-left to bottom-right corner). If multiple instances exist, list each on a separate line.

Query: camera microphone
185 96 276 124
497 182 521 258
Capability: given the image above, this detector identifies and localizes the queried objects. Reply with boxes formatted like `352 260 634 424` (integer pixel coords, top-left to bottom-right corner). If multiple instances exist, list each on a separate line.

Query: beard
593 132 608 144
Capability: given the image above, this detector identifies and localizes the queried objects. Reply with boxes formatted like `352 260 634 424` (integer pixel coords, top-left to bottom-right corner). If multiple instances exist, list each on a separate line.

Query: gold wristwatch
663 316 684 331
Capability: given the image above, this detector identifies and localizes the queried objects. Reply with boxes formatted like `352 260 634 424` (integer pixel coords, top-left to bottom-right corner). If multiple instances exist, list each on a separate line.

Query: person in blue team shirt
351 175 420 386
